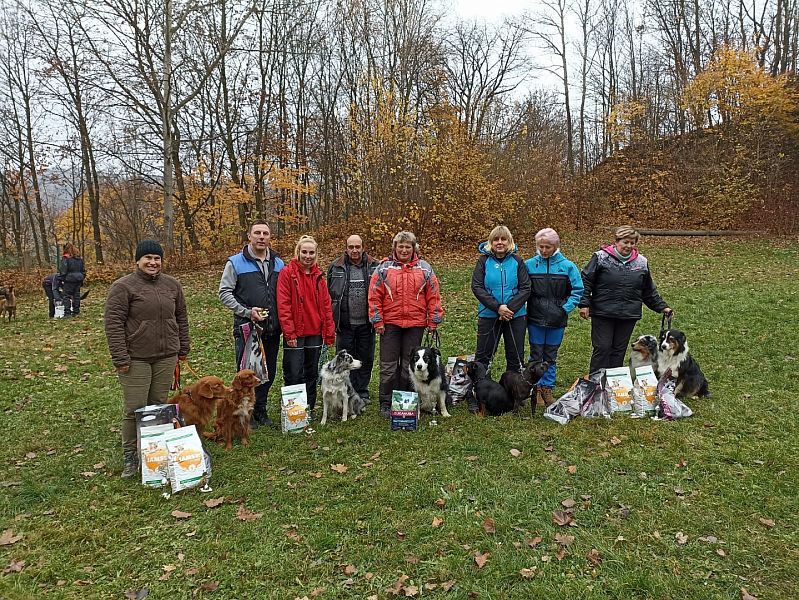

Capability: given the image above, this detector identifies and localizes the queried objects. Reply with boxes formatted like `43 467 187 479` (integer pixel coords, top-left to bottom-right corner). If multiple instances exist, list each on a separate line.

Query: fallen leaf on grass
716 548 727 557
552 510 574 526
330 464 348 474
675 531 688 545
203 497 225 508
55 364 68 373
171 510 192 520
697 535 719 544
473 551 490 569
405 554 420 564
308 439 319 450
0 530 23 546
185 568 199 576
286 529 301 542
235 505 263 521
741 589 758 600
481 518 496 534
610 436 622 446
554 533 574 546
560 498 576 509
525 536 543 548
440 580 456 592
567 465 577 474
675 458 688 469
80 471 97 478
432 517 444 528
310 588 324 597
123 589 149 600
385 574 409 595
200 580 220 592
758 517 775 528
434 498 446 508
464 455 478 461
586 548 602 565
343 565 357 575
403 585 419 596
555 548 567 561
509 448 521 457
3 559 25 574
520 567 536 578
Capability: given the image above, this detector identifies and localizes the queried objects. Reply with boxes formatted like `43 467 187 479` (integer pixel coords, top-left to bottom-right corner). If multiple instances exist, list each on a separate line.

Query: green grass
1 238 797 599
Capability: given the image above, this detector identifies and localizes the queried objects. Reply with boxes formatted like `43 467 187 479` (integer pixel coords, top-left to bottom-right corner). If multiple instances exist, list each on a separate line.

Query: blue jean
527 324 565 389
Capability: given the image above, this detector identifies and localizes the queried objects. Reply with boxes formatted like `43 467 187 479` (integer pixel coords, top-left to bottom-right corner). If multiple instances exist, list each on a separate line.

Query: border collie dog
630 334 660 377
320 350 365 424
408 347 451 417
465 361 513 416
658 329 710 398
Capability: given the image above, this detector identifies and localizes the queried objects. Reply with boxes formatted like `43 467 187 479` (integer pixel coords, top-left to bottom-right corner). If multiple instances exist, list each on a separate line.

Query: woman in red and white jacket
277 235 335 417
368 231 444 417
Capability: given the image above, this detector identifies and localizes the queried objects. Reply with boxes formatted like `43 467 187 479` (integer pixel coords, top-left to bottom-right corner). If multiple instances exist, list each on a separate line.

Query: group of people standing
43 242 87 318
103 221 671 478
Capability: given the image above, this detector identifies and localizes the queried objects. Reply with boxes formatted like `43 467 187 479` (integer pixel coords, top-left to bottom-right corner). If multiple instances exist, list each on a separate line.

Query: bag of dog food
631 365 658 417
139 424 173 487
605 367 634 413
391 390 419 431
654 369 693 420
163 425 209 493
447 356 474 405
281 384 309 433
239 322 269 384
135 404 182 465
579 371 612 419
544 378 587 425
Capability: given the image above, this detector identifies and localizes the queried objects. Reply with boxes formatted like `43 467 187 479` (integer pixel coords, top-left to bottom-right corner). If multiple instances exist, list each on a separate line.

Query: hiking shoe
121 452 138 479
379 404 390 418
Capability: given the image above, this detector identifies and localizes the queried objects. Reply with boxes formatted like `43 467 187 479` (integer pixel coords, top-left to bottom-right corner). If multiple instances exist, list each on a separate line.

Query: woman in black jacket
59 242 86 317
578 226 672 373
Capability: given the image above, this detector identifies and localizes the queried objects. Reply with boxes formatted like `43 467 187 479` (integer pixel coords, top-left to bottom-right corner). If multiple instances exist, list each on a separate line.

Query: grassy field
0 238 797 599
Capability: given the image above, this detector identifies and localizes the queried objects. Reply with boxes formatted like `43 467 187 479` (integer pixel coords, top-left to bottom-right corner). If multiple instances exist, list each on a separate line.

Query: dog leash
659 312 673 343
423 328 441 349
483 319 525 373
171 359 204 391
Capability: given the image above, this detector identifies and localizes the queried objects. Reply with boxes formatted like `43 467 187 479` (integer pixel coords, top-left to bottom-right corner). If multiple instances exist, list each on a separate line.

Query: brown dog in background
211 369 260 450
4 286 16 322
168 376 228 432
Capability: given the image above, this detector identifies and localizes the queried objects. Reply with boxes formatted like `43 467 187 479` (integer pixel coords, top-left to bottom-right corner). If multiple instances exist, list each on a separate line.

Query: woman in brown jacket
104 240 190 478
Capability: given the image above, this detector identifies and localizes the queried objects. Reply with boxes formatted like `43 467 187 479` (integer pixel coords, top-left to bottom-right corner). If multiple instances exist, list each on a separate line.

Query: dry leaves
586 548 602 565
3 559 25 574
520 567 537 578
741 588 758 600
171 510 192 520
343 564 357 575
509 448 521 457
481 518 496 534
758 517 775 528
525 536 543 548
552 510 575 527
434 498 446 508
554 533 574 546
431 517 444 528
235 505 263 522
330 464 348 474
203 497 225 509
199 580 220 592
123 589 149 600
567 465 577 474
0 530 23 546
473 551 490 569
560 498 576 509
610 436 622 445
675 531 689 545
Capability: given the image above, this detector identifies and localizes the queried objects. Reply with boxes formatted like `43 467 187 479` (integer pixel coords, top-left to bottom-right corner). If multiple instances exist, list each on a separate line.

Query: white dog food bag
391 390 419 431
163 426 208 493
631 366 658 417
605 367 634 413
139 424 173 487
281 384 309 433
653 369 694 420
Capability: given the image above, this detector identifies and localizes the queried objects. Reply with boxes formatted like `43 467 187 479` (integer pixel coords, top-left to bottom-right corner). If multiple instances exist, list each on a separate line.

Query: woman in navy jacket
471 226 531 374
525 228 583 407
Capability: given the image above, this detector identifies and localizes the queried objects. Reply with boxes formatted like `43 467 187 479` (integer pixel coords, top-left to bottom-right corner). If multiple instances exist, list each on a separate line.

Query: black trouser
378 325 424 407
234 326 281 417
336 323 375 400
589 316 638 373
474 316 527 372
62 282 82 316
282 335 323 410
43 281 56 318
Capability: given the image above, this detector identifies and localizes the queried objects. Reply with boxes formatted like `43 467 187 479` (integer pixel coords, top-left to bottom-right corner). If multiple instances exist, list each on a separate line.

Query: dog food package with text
446 355 474 404
135 404 181 464
163 426 209 493
578 371 612 419
239 322 270 384
604 367 634 413
280 384 309 433
654 370 693 420
631 366 658 417
544 378 587 425
139 424 174 487
391 390 419 431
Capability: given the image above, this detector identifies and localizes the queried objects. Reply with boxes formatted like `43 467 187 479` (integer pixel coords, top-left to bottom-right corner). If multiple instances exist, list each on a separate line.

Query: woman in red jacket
368 231 444 418
277 235 335 417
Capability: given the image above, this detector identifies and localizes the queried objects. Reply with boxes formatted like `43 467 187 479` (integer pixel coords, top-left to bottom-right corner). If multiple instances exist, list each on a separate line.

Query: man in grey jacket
327 235 379 405
219 221 284 428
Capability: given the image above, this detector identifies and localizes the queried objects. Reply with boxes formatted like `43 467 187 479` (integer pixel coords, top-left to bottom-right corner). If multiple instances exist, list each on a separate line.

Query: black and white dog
408 347 452 417
465 361 513 416
658 330 710 398
499 360 549 414
320 350 365 424
630 334 660 377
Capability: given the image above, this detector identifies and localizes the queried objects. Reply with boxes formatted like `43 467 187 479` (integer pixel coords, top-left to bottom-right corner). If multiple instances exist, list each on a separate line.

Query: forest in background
1 0 798 268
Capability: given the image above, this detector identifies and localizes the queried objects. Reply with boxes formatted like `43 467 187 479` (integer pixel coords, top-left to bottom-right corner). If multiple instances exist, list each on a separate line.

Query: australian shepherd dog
659 330 710 398
408 347 452 417
630 334 660 377
320 350 365 424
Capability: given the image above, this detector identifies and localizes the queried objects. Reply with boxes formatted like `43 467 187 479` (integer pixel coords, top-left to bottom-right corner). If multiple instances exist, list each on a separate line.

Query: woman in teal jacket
525 228 583 408
471 225 531 373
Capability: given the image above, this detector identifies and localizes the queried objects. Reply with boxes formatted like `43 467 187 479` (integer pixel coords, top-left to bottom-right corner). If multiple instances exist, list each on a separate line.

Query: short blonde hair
392 231 419 254
488 225 514 249
535 227 560 247
614 225 640 242
294 234 319 263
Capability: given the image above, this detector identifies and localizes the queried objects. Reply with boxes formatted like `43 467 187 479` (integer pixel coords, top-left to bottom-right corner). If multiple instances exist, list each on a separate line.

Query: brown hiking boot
540 387 554 407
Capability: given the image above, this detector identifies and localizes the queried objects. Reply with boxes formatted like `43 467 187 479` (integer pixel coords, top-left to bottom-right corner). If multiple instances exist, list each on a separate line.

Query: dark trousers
282 335 323 410
589 316 638 373
63 282 82 316
474 316 527 372
378 325 424 407
235 326 281 417
336 324 375 400
44 281 56 318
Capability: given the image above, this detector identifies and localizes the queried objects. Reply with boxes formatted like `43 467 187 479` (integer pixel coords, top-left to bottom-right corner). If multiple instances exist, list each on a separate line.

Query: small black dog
499 360 549 415
465 361 513 416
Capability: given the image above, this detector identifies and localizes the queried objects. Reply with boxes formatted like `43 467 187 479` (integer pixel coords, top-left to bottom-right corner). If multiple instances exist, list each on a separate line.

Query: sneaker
379 404 390 418
306 409 315 422
121 452 138 479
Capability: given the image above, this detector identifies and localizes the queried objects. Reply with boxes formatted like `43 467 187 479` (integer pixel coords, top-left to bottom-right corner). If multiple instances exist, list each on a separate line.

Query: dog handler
327 234 380 405
219 220 284 428
369 231 444 418
524 228 583 408
104 240 190 478
578 225 672 373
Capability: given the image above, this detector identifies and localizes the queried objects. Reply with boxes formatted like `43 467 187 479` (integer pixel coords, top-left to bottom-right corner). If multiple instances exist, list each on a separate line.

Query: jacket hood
478 241 519 258
601 244 638 262
534 249 564 261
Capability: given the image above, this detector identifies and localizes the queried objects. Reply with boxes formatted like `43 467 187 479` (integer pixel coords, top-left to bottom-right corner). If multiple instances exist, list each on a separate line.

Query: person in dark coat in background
579 225 672 373
43 273 59 318
59 242 86 317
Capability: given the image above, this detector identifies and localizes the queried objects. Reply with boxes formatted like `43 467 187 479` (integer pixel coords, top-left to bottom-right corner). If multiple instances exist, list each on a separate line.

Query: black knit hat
135 240 164 261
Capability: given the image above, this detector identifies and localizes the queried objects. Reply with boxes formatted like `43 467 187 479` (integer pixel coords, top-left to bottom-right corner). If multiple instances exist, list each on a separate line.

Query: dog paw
441 410 451 418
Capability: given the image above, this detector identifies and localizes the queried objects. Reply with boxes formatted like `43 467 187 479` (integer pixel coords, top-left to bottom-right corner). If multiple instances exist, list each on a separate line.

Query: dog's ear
431 348 441 359
409 347 421 361
197 380 214 399
232 373 244 390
